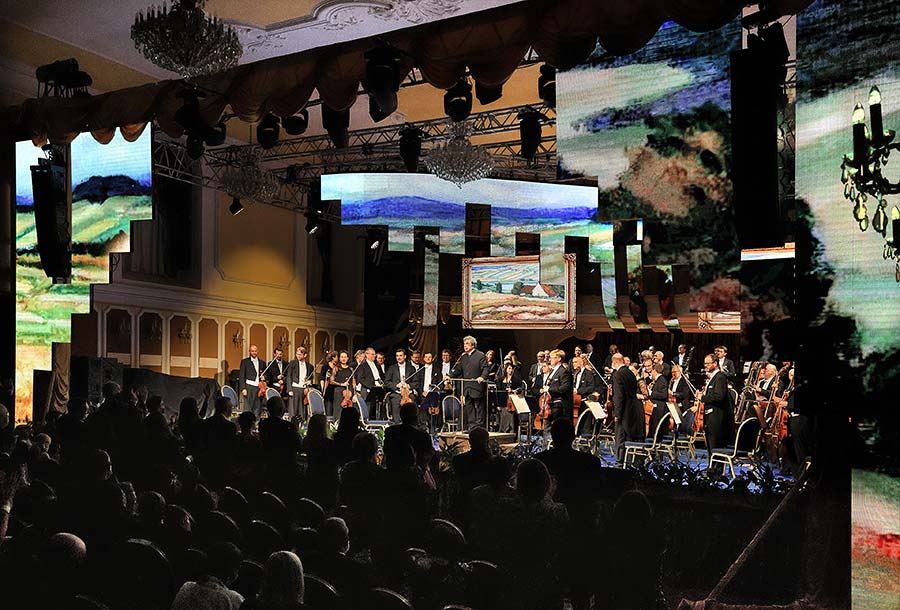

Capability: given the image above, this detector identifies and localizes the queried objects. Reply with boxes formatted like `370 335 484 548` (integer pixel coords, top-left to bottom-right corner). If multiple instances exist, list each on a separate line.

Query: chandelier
840 85 900 281
220 148 280 203
132 0 242 78
425 121 494 187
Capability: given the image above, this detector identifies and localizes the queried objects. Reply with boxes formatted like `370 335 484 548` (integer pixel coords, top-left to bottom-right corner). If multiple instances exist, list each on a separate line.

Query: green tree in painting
512 281 524 295
496 282 503 293
475 279 483 291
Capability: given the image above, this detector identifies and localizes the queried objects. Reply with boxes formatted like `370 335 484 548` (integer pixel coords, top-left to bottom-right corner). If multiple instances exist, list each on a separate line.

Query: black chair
219 486 250 525
295 497 326 528
367 588 415 610
177 547 208 584
442 606 475 610
426 519 467 560
289 526 320 557
258 491 290 533
463 560 501 610
244 520 286 561
65 595 112 610
233 559 263 599
200 510 243 547
110 539 174 609
304 574 342 610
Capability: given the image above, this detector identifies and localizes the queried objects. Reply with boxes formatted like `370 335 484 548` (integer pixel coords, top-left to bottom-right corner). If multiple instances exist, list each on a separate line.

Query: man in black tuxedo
603 343 618 375
356 347 385 414
446 335 490 431
653 351 671 380
695 354 732 456
714 345 737 384
754 364 779 401
414 352 444 432
669 364 693 433
647 364 670 441
269 347 287 396
285 346 313 420
384 348 417 423
674 344 692 377
572 355 598 434
583 343 599 370
611 353 642 465
239 344 266 415
542 349 573 446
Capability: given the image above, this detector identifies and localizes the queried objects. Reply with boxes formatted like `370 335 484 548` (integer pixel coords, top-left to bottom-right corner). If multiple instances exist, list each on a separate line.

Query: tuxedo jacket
356 360 382 393
717 358 737 383
449 350 490 399
700 371 730 412
668 375 692 412
673 352 692 375
239 357 267 395
284 359 314 388
269 358 287 387
384 362 416 395
573 368 598 397
413 364 444 397
612 366 643 439
497 370 525 393
756 376 779 401
545 364 573 410
649 374 669 407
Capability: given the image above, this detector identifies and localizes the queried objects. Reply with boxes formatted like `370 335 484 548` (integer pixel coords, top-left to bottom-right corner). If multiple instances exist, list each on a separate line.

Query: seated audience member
171 541 244 610
198 396 238 489
451 426 492 494
56 397 90 463
332 407 364 467
307 517 369 608
384 402 435 470
302 414 339 509
239 551 305 610
177 396 206 454
259 397 301 463
536 418 605 517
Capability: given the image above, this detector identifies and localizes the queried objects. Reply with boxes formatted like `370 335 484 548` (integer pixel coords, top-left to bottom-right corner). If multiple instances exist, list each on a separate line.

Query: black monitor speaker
30 144 72 282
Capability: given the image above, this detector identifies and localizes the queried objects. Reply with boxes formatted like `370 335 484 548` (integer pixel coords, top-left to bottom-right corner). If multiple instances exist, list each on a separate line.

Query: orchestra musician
529 351 546 385
673 344 692 376
285 346 313 420
754 364 779 401
447 335 490 431
668 364 692 433
603 344 618 375
269 348 287 396
584 343 598 369
540 350 573 446
573 355 599 433
415 352 444 431
439 349 454 394
375 352 387 378
779 368 808 474
647 363 669 441
694 354 733 458
410 350 422 370
497 361 525 433
653 351 671 380
384 348 416 423
320 351 338 415
239 344 266 415
611 353 643 465
484 349 500 382
357 347 385 415
714 345 737 384
330 350 354 418
569 345 583 369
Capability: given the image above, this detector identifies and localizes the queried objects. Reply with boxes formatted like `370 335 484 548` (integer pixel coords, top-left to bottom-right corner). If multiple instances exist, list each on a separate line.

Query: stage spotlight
205 121 227 147
283 108 309 136
538 64 556 108
365 45 402 116
257 113 281 149
186 135 205 160
305 212 321 235
475 81 503 105
322 104 350 148
518 109 544 161
229 196 244 216
368 95 391 123
444 79 473 122
399 126 423 172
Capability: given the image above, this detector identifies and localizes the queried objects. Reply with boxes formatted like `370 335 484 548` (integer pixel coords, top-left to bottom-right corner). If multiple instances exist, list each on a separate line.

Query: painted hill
341 196 596 224
73 174 151 203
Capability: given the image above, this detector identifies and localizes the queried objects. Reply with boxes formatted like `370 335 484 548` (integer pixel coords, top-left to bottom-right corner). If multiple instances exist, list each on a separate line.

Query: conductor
446 335 490 431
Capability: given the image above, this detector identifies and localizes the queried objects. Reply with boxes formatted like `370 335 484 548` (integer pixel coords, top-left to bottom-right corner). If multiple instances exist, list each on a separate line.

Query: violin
534 385 551 431
772 362 792 440
257 375 267 399
572 390 581 428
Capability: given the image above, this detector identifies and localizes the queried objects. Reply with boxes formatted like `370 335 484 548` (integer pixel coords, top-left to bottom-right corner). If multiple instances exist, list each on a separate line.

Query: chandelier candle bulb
869 86 884 145
852 103 868 168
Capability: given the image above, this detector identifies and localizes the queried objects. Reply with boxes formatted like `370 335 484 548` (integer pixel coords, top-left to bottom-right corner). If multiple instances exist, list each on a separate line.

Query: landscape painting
15 129 152 422
462 255 576 329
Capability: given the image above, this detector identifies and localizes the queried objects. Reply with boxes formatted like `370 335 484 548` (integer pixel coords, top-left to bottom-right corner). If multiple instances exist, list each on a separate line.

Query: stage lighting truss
152 102 558 214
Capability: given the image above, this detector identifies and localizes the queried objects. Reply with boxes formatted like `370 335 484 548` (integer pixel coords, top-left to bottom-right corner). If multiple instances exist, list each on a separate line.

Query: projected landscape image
15 130 152 421
462 256 575 329
796 1 900 607
557 19 741 312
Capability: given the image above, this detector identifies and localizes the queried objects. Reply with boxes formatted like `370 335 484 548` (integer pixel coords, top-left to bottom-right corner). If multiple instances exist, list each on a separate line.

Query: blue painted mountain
342 196 596 224
73 174 151 204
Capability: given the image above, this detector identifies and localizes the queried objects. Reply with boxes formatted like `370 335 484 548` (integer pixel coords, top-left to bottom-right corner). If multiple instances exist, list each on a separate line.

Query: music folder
582 400 607 420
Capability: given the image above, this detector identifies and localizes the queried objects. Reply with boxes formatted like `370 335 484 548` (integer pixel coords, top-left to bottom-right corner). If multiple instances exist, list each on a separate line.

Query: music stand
666 402 682 427
509 394 531 442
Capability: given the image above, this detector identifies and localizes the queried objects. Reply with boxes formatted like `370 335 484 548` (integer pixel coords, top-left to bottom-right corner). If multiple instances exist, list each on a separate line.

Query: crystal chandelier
840 85 900 281
220 148 280 203
132 0 242 78
425 121 494 187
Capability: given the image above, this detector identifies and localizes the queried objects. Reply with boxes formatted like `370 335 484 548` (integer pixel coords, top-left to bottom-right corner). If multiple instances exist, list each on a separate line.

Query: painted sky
16 128 152 204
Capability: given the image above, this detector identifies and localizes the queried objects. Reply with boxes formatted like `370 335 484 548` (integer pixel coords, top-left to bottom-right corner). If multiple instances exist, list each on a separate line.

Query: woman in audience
240 551 305 610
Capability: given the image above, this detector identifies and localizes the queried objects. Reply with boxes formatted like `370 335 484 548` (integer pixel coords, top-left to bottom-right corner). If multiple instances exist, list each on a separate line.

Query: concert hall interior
0 1 898 609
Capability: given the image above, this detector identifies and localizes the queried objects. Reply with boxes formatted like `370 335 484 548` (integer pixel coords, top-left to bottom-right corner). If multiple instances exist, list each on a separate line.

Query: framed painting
462 254 576 329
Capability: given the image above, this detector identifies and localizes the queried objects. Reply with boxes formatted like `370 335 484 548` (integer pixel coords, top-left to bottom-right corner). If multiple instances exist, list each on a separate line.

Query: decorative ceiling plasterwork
235 0 489 61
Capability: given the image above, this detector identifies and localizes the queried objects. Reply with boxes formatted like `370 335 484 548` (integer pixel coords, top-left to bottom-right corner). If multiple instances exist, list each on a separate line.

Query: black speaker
730 48 782 249
30 144 71 282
